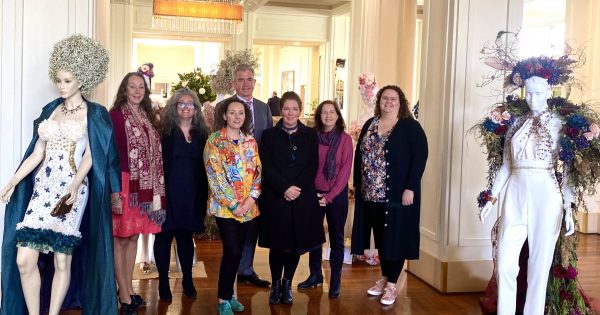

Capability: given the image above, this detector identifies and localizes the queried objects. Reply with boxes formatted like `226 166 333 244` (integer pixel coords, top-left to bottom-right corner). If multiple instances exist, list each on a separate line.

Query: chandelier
152 0 244 35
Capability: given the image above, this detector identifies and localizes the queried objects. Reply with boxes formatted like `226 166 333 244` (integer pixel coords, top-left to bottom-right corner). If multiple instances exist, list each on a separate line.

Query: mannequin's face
55 70 82 99
525 76 551 113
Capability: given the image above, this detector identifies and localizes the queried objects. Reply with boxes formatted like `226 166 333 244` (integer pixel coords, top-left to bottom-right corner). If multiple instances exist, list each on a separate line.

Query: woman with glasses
351 85 428 306
153 88 209 301
258 91 325 305
204 98 262 315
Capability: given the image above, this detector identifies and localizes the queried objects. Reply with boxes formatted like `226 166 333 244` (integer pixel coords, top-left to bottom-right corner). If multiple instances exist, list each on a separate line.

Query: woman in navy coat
351 85 428 306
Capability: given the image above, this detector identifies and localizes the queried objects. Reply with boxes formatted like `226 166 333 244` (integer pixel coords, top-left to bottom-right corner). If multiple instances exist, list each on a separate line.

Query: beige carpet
132 261 207 280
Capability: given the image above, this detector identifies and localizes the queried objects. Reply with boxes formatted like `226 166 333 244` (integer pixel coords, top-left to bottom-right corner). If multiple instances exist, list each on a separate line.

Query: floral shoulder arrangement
473 31 599 315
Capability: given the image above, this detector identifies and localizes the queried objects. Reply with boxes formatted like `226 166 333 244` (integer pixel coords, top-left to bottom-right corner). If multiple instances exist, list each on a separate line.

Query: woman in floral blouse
351 85 428 306
204 97 261 315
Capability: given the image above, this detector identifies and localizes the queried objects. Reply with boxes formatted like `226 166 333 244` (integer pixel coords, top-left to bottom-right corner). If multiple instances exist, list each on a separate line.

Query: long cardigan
1 98 121 315
258 121 325 253
351 116 428 261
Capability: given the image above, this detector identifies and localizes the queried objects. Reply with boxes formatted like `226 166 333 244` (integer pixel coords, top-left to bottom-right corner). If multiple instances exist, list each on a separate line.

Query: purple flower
566 266 578 279
574 136 590 150
559 136 575 162
565 127 580 139
560 290 573 301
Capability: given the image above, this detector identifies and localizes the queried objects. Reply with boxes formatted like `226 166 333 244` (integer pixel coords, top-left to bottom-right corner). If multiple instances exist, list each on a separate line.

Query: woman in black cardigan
258 91 325 305
351 85 428 306
155 88 209 302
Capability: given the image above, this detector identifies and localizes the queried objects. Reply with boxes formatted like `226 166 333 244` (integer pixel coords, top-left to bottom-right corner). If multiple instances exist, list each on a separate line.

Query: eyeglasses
177 102 197 109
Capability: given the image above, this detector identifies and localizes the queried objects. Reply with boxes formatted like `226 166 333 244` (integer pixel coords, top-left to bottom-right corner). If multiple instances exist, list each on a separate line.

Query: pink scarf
122 105 166 225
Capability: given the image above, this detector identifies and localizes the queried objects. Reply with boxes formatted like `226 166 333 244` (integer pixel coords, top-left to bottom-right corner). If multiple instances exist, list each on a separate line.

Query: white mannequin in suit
214 64 273 287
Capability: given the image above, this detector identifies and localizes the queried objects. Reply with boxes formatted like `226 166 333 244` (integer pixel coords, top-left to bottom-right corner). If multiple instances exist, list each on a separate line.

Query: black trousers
215 217 250 300
363 201 405 283
153 229 195 284
307 188 348 283
269 249 300 282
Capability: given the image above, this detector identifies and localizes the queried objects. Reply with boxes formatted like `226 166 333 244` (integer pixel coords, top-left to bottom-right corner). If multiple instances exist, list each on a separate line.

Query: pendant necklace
61 100 85 116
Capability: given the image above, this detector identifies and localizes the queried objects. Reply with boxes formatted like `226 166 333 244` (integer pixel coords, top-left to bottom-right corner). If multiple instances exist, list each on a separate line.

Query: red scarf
122 105 166 225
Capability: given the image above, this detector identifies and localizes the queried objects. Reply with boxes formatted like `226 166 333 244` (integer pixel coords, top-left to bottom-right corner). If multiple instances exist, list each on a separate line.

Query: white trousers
496 169 562 315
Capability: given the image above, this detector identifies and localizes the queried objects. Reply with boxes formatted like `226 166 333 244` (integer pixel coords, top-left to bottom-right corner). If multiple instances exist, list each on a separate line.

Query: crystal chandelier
152 0 243 35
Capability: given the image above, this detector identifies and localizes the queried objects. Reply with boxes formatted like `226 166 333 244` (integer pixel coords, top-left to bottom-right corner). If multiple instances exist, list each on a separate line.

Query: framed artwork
281 70 295 94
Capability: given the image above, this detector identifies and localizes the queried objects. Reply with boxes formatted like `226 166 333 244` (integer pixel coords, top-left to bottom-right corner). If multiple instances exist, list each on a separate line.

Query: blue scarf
318 130 341 181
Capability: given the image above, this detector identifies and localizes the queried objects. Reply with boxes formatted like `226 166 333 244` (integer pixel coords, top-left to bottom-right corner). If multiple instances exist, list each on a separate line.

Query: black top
161 128 208 233
258 121 325 253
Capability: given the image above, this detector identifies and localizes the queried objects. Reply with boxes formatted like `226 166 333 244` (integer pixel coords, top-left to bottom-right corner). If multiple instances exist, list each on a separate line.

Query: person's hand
65 181 81 205
564 207 575 236
284 186 301 201
318 196 327 207
1 182 16 203
111 192 123 215
479 201 493 224
401 189 414 206
239 197 255 215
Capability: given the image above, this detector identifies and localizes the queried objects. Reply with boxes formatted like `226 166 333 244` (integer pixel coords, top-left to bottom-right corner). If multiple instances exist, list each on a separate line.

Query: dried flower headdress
48 34 109 93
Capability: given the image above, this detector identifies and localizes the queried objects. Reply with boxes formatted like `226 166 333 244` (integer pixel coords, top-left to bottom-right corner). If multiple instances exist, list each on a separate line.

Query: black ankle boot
158 278 172 302
281 278 293 304
269 279 282 304
297 274 324 289
328 279 341 298
182 276 197 299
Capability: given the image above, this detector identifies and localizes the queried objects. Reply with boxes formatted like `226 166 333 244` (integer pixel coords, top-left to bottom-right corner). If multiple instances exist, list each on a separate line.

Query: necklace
282 124 298 134
61 100 84 116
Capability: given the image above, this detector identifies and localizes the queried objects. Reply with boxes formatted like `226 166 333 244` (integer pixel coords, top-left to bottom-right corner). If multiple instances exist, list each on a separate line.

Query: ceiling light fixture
152 0 244 35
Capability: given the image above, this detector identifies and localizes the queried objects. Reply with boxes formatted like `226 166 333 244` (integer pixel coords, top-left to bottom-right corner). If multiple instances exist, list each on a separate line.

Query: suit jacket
1 97 120 315
215 95 273 146
267 96 281 116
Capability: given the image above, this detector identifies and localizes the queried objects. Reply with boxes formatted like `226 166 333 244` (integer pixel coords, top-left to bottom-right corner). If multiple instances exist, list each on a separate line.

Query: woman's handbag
50 193 73 217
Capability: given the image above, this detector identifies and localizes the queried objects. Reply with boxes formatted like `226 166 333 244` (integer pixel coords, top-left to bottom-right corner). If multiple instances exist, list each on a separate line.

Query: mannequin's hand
564 208 575 236
65 182 80 205
1 183 16 203
479 201 493 224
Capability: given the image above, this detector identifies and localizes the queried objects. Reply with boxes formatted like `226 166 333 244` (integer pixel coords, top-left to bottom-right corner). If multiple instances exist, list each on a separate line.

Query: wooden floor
65 233 599 314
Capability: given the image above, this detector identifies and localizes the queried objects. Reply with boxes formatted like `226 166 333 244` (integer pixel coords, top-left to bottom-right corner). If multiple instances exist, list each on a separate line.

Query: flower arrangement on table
211 49 260 95
473 31 599 315
171 67 215 104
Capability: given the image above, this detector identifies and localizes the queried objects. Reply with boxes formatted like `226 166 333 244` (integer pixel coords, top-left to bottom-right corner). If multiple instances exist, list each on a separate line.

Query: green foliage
171 68 216 104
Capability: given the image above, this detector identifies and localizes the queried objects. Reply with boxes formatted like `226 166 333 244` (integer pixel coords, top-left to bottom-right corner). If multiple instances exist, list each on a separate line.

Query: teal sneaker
229 298 245 312
218 301 233 315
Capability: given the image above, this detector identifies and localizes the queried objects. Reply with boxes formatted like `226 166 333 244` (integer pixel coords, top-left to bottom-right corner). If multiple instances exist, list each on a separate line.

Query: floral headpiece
48 34 109 93
506 55 575 87
138 63 154 78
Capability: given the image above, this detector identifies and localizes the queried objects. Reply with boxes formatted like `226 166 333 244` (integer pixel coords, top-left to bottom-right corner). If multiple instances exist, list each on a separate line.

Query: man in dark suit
267 91 281 116
215 64 273 287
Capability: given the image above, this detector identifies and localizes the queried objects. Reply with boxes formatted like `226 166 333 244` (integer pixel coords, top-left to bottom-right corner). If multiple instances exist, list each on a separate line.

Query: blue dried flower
483 118 499 133
566 114 589 130
574 136 590 150
559 136 575 162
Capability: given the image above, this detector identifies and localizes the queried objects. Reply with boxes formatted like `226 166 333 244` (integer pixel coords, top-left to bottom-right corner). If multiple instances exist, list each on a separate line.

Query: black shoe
238 272 271 287
183 277 197 299
297 274 323 289
269 279 282 304
158 280 172 302
281 278 293 304
328 279 341 298
119 301 137 315
130 294 146 308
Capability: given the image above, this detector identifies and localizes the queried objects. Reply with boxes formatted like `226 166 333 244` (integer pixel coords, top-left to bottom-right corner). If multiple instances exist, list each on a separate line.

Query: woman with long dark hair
110 72 166 313
297 100 353 298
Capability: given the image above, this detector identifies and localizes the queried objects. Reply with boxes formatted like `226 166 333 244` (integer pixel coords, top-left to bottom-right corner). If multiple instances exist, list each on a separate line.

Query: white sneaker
367 279 387 296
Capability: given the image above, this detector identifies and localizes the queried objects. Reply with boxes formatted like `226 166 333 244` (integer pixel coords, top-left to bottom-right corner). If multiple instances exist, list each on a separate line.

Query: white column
565 0 600 234
408 0 524 292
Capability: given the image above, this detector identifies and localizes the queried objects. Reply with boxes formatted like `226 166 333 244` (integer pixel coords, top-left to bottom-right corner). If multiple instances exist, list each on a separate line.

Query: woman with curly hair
153 88 209 301
204 97 261 315
110 72 166 313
